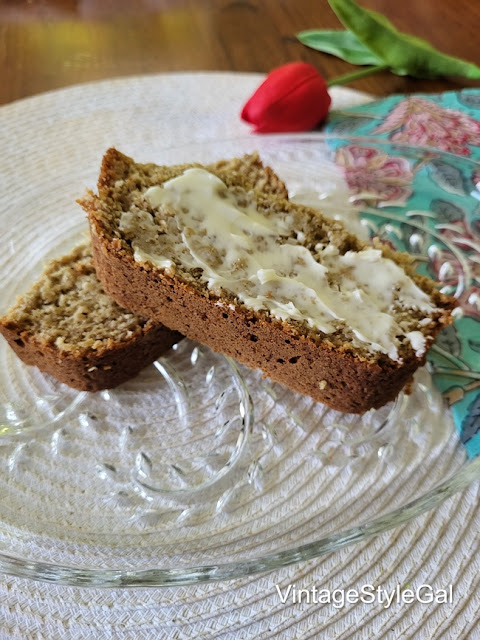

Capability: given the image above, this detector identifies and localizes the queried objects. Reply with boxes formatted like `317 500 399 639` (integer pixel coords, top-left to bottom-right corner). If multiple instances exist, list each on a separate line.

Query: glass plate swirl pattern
0 135 479 587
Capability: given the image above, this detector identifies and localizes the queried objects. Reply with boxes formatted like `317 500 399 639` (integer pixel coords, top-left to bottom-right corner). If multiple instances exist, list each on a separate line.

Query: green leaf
328 0 480 79
429 160 468 196
468 338 480 354
461 393 480 444
297 29 384 66
435 325 462 358
430 199 466 223
458 92 480 109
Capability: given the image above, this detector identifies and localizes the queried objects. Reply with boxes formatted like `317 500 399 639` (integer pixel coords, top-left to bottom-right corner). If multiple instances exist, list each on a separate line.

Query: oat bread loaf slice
81 148 455 413
0 243 181 391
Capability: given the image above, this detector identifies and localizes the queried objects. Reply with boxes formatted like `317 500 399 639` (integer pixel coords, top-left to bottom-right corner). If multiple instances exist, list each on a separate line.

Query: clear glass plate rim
0 455 478 588
159 132 480 168
1 133 479 587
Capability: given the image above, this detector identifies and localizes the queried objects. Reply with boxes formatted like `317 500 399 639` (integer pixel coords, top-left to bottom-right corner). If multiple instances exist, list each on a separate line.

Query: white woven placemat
0 73 479 639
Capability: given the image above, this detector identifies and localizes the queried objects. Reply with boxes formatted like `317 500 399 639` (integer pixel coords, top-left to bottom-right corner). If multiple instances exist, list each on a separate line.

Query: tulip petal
241 62 331 133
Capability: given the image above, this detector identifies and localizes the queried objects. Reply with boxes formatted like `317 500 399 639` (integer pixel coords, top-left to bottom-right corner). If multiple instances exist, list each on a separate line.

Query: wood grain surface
1 0 479 105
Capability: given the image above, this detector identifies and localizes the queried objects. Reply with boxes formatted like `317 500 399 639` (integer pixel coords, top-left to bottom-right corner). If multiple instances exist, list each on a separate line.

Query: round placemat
0 73 478 639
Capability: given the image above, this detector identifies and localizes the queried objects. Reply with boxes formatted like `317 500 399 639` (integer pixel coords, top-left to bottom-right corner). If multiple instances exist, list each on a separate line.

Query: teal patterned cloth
325 89 480 458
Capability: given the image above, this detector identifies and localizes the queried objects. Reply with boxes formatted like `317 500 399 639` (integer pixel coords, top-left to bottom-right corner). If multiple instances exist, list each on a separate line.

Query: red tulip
241 62 331 134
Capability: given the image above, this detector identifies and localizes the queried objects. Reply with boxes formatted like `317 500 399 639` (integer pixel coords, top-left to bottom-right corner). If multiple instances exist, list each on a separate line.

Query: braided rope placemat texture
0 74 478 639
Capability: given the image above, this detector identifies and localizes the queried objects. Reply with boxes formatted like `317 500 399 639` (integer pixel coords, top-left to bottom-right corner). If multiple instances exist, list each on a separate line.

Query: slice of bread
81 148 455 413
0 243 182 391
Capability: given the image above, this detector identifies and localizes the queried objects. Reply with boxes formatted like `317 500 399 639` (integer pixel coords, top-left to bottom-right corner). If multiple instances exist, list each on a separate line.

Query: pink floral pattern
335 145 414 204
327 90 480 453
428 223 480 320
373 98 480 156
436 217 480 253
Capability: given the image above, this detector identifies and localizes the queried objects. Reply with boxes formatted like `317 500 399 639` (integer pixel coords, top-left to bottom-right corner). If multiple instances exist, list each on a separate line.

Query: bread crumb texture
1 243 153 355
79 148 456 410
83 149 455 366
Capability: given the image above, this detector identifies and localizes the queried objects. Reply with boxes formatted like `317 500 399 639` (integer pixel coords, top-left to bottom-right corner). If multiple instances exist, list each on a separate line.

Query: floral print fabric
326 89 480 458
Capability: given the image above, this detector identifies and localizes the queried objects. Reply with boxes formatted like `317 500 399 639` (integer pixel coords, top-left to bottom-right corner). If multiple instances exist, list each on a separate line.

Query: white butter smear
120 168 438 362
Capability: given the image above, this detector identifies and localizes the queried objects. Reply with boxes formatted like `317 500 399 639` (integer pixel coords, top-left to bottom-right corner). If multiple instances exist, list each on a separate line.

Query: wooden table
1 0 479 107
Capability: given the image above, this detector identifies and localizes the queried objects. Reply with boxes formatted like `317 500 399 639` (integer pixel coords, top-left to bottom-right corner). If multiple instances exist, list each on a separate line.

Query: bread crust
0 319 180 392
90 227 426 412
0 242 182 391
84 149 455 413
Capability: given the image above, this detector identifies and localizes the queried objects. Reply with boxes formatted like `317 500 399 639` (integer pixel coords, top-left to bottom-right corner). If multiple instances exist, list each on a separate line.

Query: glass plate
0 134 479 588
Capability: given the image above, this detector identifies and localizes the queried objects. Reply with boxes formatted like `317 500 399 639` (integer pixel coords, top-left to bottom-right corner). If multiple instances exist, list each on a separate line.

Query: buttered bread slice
0 243 181 391
81 148 455 413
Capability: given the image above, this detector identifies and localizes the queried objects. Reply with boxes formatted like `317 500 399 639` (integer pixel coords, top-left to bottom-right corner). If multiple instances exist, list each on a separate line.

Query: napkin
324 89 480 458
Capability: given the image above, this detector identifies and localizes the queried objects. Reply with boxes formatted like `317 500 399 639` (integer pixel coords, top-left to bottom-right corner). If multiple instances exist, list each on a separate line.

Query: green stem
433 367 480 382
327 64 389 87
430 344 470 371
